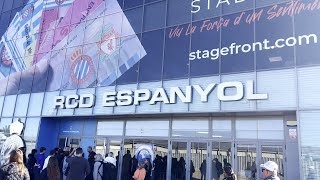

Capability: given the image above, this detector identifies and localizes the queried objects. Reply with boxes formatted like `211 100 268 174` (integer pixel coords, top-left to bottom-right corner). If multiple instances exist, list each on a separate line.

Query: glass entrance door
235 143 258 180
170 141 208 180
58 137 80 149
259 143 285 180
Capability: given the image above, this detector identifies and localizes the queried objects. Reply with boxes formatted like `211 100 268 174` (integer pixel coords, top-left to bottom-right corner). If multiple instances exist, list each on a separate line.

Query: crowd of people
0 144 282 180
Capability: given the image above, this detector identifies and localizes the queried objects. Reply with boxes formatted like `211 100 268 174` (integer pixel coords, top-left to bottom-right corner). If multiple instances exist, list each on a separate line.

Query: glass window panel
0 11 11 35
222 0 254 15
167 0 192 26
6 62 21 95
172 118 208 138
61 47 82 90
163 24 190 79
124 0 143 9
97 121 124 136
116 34 141 85
258 119 284 140
212 119 232 139
295 3 320 66
212 142 232 179
221 10 254 73
143 1 166 31
14 93 30 117
256 4 294 70
46 50 66 92
2 95 17 117
124 7 143 35
32 54 50 93
18 64 35 94
192 0 221 21
82 120 96 136
84 18 103 44
126 120 169 137
42 91 59 116
139 29 164 82
190 18 220 77
27 93 44 116
0 118 12 148
2 0 13 13
12 0 23 9
236 119 258 139
256 0 291 8
24 118 40 142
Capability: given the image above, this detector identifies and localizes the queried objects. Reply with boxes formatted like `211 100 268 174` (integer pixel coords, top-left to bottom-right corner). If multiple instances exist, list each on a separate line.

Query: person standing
67 148 90 180
36 147 47 171
40 157 60 180
200 160 206 180
1 149 30 180
122 150 132 180
93 154 104 180
86 146 96 180
27 149 38 180
260 161 280 180
133 161 146 180
223 166 237 180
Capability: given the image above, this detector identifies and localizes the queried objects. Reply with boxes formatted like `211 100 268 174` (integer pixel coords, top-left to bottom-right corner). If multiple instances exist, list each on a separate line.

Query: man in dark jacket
67 148 90 180
86 146 96 180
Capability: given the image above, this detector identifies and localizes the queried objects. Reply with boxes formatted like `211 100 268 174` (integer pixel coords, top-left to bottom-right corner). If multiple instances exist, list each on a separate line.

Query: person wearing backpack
133 161 146 180
93 154 104 180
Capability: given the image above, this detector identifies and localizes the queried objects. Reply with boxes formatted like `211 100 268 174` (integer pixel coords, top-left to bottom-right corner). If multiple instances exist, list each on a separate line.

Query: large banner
0 0 146 95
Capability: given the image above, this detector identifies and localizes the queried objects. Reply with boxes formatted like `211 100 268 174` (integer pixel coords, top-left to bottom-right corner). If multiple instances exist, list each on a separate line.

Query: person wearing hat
223 166 237 180
260 161 280 180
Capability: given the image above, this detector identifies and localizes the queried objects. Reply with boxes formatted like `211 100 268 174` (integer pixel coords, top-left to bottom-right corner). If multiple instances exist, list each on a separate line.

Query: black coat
66 156 90 180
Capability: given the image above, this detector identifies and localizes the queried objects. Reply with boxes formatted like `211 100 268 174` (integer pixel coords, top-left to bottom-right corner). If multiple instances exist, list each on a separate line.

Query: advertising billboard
0 0 319 96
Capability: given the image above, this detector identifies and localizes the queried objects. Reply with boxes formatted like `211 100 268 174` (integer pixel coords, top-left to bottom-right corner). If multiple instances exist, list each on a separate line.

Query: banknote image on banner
0 0 147 95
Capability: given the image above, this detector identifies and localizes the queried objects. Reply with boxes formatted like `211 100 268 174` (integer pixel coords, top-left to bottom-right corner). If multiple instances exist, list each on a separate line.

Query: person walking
223 166 237 180
27 149 38 180
1 149 30 180
93 154 104 180
40 157 60 180
66 148 90 180
133 161 146 180
62 148 75 180
260 161 280 180
42 150 56 171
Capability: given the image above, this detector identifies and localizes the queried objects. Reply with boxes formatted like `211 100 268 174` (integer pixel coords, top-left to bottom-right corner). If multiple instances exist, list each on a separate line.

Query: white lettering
117 90 133 106
134 89 151 105
54 96 65 109
79 94 95 108
65 94 79 109
246 80 268 100
193 84 216 102
217 81 244 101
169 86 192 104
102 92 116 107
150 88 170 105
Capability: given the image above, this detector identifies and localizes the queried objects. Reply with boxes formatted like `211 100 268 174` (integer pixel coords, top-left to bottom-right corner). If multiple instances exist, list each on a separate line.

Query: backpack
98 161 117 180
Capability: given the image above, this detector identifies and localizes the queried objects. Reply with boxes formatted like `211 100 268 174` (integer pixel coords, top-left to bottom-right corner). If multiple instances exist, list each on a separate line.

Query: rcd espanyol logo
21 4 34 20
70 49 94 85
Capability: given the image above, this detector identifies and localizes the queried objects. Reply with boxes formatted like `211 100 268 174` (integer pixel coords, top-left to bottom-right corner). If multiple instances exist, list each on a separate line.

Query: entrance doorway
235 142 285 180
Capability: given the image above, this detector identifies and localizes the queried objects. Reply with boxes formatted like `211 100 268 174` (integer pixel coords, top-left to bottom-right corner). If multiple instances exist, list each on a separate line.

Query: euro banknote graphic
0 0 146 95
